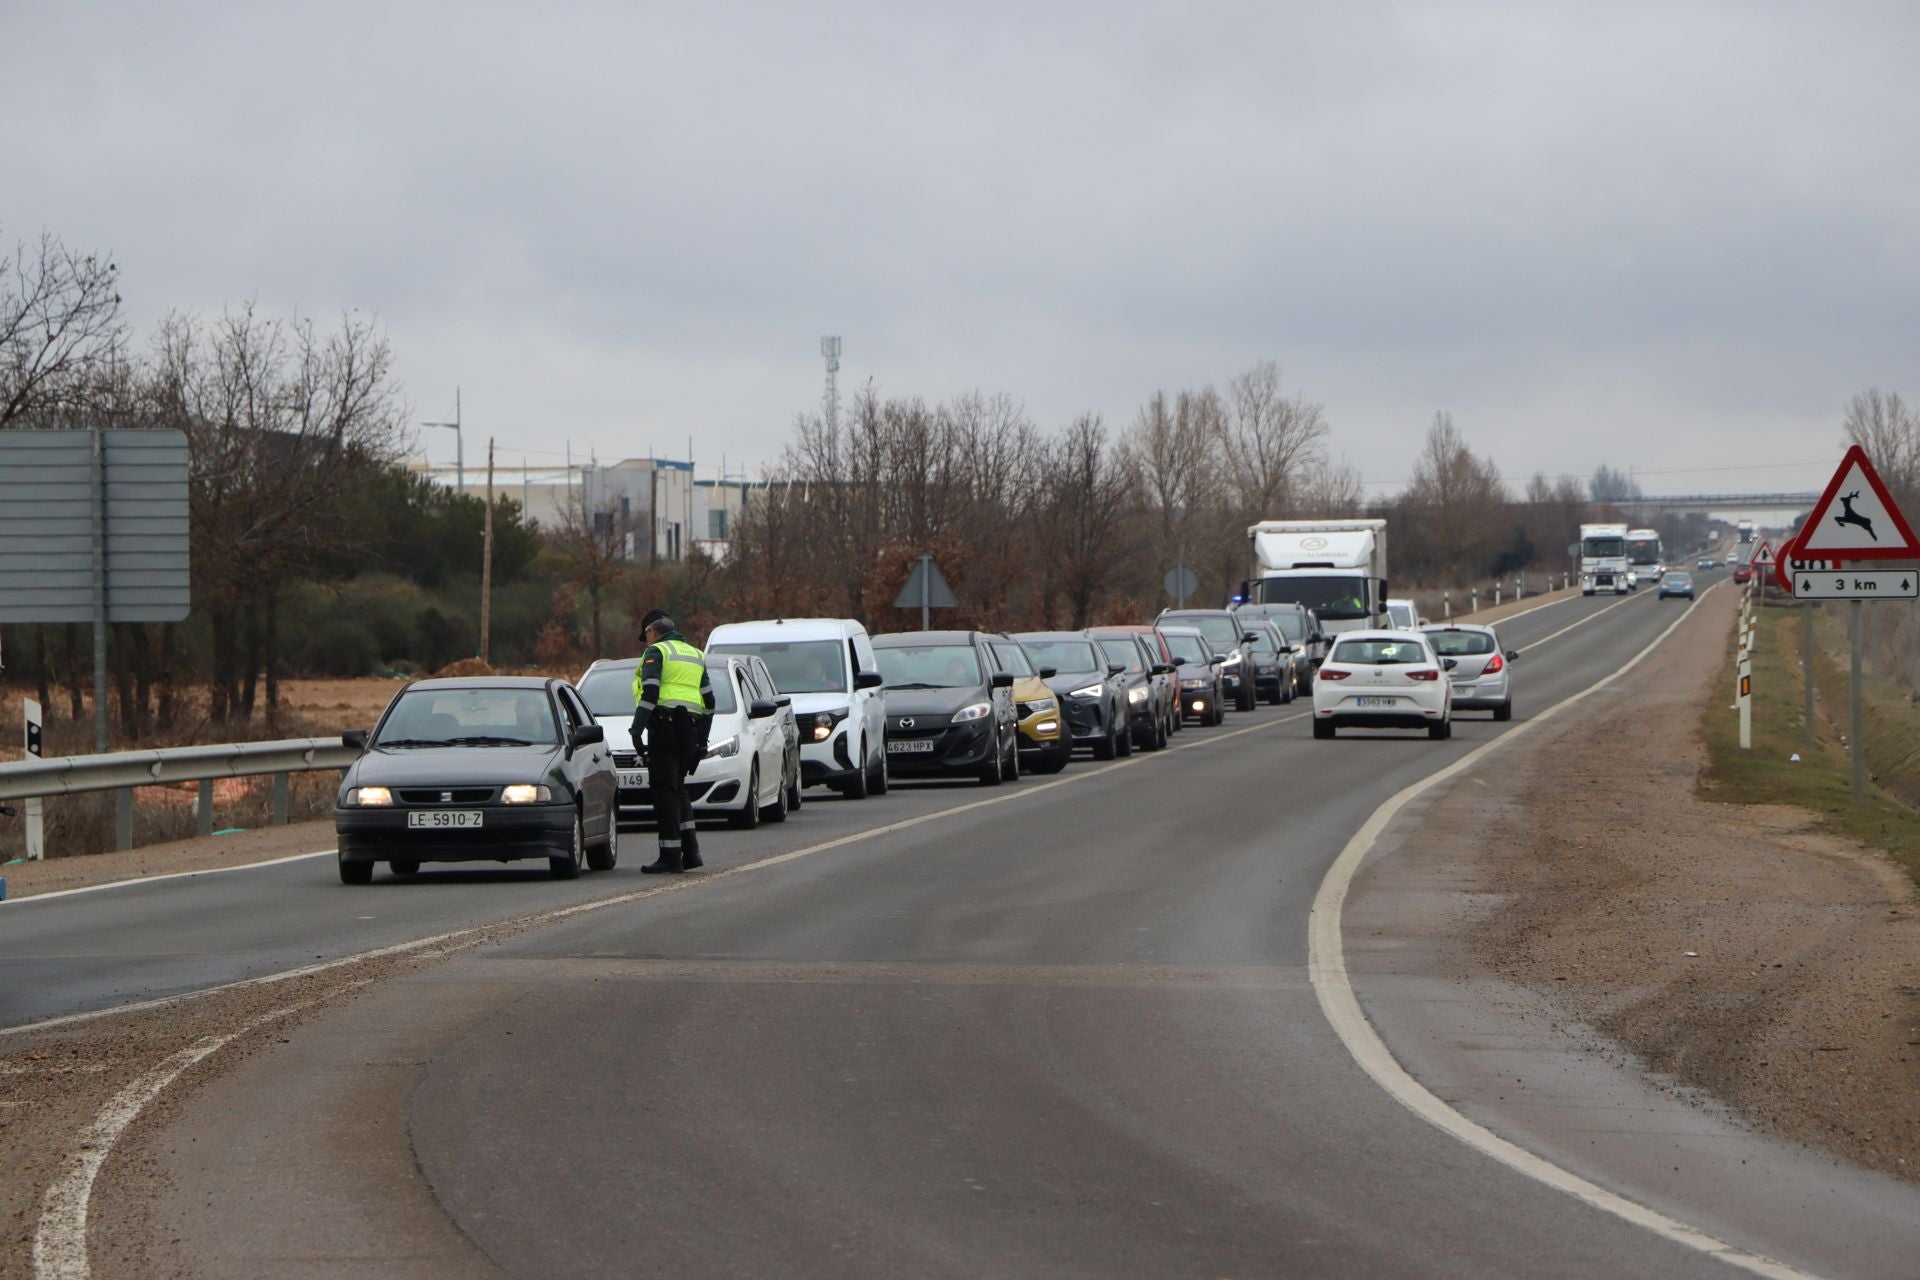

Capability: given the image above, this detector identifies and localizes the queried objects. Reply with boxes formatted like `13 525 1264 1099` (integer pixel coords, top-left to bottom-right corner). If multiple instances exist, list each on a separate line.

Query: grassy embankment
1700 595 1920 887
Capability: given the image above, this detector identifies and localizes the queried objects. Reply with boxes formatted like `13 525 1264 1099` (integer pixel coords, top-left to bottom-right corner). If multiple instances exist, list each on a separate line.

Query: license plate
1354 696 1397 707
617 770 647 788
887 739 935 754
406 810 483 829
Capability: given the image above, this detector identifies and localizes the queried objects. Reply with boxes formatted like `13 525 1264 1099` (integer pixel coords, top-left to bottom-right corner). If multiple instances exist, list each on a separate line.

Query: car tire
1237 680 1257 712
786 759 804 813
1312 719 1335 740
549 811 584 879
978 738 1004 785
1116 717 1134 756
390 859 419 877
1428 719 1452 741
844 737 871 799
339 859 373 885
1091 719 1117 760
1208 697 1226 727
729 765 763 828
761 769 789 823
587 813 618 871
1493 699 1513 723
1004 732 1021 781
869 746 889 796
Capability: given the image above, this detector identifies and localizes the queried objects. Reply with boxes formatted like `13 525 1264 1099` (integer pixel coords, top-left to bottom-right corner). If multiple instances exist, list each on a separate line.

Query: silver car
1420 624 1518 721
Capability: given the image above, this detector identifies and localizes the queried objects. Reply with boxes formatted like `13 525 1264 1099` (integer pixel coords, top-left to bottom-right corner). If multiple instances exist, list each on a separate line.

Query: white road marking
1309 585 1819 1280
2 848 338 907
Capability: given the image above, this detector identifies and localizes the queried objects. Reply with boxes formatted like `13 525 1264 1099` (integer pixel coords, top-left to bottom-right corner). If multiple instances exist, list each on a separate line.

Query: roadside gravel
1397 585 1920 1180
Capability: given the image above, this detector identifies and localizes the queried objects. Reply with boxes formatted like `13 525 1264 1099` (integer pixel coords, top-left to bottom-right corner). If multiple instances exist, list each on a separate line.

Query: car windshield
874 643 982 689
1271 613 1305 642
1331 638 1431 666
1096 639 1144 672
1166 615 1239 652
374 688 558 747
1243 629 1274 653
707 639 846 694
990 642 1037 677
1424 630 1495 657
1387 604 1416 628
1019 639 1100 675
1161 632 1209 664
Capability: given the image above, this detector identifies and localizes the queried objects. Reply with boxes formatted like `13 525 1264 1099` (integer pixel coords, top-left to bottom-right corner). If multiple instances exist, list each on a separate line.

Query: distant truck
1625 528 1662 590
1577 522 1630 595
1737 520 1755 545
1244 519 1389 635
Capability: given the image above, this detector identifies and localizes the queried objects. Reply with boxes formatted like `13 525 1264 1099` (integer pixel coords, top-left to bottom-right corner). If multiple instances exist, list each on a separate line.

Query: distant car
1014 631 1132 760
1158 623 1226 726
873 631 1021 784
1088 624 1183 739
1312 631 1454 740
1732 563 1754 585
989 635 1070 774
1240 619 1297 705
1088 630 1174 750
335 677 618 883
706 617 889 799
1422 624 1517 721
1658 571 1696 600
1158 609 1259 711
1238 602 1326 692
1696 558 1715 570
1385 598 1420 630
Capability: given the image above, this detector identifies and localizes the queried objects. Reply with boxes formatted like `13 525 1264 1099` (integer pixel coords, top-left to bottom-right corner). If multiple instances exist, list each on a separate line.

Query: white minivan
706 618 889 798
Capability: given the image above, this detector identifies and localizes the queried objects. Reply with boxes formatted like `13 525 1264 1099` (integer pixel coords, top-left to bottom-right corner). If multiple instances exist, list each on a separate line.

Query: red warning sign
1793 445 1920 561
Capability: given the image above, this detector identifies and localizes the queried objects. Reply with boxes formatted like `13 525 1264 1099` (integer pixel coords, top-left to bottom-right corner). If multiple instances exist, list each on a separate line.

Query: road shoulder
2 821 334 901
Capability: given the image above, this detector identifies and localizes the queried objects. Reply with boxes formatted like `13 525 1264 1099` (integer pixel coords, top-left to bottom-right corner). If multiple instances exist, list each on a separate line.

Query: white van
705 618 889 798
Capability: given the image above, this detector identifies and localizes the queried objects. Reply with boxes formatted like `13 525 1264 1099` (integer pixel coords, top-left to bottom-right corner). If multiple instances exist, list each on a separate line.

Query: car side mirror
1039 666 1058 679
854 669 884 690
1279 644 1295 655
1242 632 1260 645
1151 663 1175 675
342 729 367 751
748 698 778 719
990 672 1016 689
1441 658 1459 672
572 723 606 746
1506 650 1520 663
1209 654 1228 665
1106 663 1124 677
774 694 792 708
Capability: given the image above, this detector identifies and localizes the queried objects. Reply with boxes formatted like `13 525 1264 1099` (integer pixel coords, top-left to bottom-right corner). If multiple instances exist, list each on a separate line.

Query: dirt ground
1407 585 1920 1180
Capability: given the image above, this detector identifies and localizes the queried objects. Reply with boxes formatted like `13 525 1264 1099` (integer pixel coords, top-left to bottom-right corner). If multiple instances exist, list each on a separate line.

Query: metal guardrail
0 736 358 857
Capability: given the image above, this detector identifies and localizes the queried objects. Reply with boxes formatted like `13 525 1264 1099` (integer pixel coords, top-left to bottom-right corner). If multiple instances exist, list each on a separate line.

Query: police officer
631 609 715 873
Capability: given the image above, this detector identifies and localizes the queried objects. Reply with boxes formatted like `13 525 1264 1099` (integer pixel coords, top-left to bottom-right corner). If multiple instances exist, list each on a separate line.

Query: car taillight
1483 652 1503 674
1408 668 1440 681
1318 667 1350 681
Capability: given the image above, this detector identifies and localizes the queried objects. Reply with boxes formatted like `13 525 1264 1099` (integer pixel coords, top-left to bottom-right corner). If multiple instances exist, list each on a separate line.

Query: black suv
1157 609 1261 711
1237 601 1326 695
871 631 1021 784
1087 629 1176 750
1014 631 1133 760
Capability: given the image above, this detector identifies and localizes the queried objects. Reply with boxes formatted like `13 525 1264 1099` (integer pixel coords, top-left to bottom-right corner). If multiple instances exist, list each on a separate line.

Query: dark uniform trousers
649 706 702 850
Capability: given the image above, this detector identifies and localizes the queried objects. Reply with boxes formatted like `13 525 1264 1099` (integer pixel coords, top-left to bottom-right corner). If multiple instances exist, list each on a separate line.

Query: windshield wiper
886 681 944 690
375 738 446 749
445 735 542 747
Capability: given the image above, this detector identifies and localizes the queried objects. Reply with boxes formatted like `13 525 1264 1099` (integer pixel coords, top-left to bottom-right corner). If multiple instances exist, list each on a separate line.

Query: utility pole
423 387 465 496
481 437 495 665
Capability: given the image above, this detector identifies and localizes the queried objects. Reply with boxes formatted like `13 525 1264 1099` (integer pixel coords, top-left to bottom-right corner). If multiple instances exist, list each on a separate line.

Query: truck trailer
1244 519 1389 635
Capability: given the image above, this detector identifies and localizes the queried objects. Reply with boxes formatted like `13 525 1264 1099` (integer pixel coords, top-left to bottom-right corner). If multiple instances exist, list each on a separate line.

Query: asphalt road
25 577 1911 1278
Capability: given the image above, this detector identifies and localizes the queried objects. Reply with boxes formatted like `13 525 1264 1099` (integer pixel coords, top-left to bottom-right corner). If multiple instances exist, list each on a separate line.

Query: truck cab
1243 520 1390 636
1577 523 1630 596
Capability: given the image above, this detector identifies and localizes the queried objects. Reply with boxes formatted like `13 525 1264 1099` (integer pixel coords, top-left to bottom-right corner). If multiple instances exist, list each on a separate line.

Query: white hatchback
1311 630 1454 740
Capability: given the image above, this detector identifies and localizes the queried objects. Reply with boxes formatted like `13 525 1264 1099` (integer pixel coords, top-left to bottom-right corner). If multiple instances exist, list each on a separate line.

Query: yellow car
990 635 1070 774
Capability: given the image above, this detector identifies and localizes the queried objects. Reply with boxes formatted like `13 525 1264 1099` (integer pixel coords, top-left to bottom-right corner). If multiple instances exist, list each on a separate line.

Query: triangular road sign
1751 538 1777 568
1794 444 1920 560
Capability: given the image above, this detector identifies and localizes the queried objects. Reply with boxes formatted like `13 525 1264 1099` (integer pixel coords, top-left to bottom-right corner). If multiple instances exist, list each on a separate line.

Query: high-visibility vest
648 638 709 712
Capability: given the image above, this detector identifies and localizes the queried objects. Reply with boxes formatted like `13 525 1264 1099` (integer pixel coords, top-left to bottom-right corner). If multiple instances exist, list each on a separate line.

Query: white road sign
1795 445 1920 559
1791 569 1919 600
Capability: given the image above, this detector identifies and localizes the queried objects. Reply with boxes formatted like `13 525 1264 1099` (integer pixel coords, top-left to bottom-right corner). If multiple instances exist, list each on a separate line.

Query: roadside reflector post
115 788 132 851
1470 588 1478 614
1738 656 1752 750
1850 599 1865 803
196 778 215 838
1803 603 1816 751
22 698 45 861
272 772 290 826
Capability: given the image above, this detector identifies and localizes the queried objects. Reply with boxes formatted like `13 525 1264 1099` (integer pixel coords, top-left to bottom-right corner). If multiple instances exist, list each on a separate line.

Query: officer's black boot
681 823 703 869
640 841 684 874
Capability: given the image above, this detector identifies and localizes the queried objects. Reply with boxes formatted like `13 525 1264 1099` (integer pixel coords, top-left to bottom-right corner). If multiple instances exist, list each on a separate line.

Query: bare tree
1220 360 1330 521
1398 412 1509 584
0 232 126 426
1039 414 1140 627
1843 388 1919 514
549 472 637 658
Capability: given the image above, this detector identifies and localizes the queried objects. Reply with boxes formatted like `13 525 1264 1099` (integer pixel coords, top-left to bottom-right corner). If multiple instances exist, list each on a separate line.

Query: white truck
1577 522 1630 595
1625 528 1662 591
1737 519 1755 545
1244 519 1389 635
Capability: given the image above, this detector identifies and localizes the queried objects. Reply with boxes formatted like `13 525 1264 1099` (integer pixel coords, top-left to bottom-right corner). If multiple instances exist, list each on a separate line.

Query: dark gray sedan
334 677 619 884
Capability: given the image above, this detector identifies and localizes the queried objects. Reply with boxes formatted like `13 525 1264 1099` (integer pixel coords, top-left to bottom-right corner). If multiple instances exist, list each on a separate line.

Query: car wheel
869 744 890 796
1208 696 1226 727
1428 718 1452 740
1116 716 1134 756
390 859 419 877
761 767 789 823
1091 719 1117 760
1040 741 1071 772
587 813 618 872
1493 699 1513 722
1312 718 1335 740
845 737 871 799
1004 731 1021 781
786 758 804 812
339 859 373 885
978 736 1004 785
549 810 584 879
1237 679 1257 712
730 765 763 828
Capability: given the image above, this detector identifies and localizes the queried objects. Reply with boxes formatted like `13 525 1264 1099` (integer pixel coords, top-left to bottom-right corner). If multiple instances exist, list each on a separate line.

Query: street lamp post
423 387 464 496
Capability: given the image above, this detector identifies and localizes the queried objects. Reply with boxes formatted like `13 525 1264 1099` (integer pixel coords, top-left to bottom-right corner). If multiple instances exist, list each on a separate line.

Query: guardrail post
272 772 289 826
115 788 133 851
196 778 214 838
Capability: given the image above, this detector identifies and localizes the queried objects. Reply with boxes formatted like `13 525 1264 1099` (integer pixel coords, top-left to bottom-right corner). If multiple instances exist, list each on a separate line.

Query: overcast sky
10 1 1917 497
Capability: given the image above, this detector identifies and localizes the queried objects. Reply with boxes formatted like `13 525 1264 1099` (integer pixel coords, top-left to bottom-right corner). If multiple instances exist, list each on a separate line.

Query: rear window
1330 638 1432 666
1424 630 1495 657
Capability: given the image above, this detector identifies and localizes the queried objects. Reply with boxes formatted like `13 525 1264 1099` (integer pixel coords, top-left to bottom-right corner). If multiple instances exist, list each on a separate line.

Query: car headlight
501 784 552 804
810 708 850 742
705 734 741 758
350 786 392 806
1181 678 1208 689
1127 686 1149 704
1069 682 1104 699
1024 697 1058 714
952 702 992 723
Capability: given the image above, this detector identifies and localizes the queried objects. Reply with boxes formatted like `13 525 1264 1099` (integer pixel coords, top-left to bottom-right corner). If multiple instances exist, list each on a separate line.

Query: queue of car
331 601 1521 883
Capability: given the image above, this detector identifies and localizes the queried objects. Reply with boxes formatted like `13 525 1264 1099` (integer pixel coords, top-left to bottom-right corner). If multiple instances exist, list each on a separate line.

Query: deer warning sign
1792 444 1920 561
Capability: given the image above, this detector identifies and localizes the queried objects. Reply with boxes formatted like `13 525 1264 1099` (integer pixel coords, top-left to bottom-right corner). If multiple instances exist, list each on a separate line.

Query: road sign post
1803 604 1816 751
1851 600 1865 803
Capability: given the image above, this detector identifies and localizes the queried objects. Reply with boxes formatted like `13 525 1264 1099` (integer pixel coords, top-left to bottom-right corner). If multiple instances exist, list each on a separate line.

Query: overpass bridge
1616 492 1817 524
